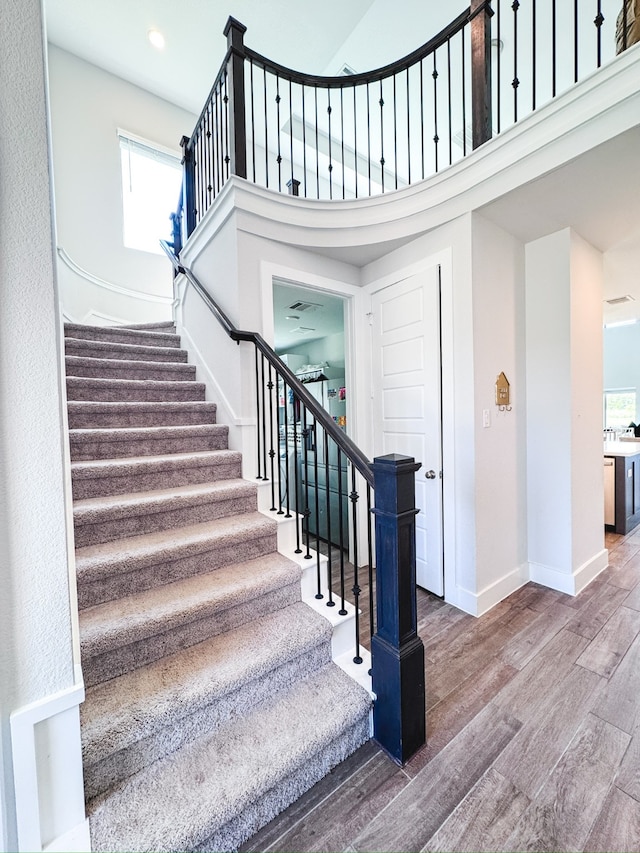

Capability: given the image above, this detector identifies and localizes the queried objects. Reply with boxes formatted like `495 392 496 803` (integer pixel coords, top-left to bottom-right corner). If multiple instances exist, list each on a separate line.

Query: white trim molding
529 548 609 596
57 247 173 305
10 679 88 852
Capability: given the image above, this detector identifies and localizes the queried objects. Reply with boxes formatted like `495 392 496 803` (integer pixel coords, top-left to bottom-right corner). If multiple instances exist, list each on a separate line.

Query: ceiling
44 0 377 115
273 280 345 353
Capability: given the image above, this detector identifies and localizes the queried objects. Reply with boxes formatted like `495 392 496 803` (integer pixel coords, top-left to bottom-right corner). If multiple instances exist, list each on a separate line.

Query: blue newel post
371 453 426 764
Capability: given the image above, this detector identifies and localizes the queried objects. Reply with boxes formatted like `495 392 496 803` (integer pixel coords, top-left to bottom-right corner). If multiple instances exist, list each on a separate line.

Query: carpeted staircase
64 320 371 852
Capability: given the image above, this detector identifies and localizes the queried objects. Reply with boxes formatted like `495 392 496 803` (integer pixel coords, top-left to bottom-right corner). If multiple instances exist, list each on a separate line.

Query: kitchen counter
604 440 640 457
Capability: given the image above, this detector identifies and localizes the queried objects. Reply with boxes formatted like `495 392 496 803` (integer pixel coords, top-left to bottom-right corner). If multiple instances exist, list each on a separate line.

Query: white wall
0 2 86 850
526 228 607 594
471 213 528 610
47 46 197 325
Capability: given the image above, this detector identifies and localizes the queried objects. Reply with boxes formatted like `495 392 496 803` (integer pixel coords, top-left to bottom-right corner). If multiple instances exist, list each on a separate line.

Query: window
119 132 182 255
603 389 637 429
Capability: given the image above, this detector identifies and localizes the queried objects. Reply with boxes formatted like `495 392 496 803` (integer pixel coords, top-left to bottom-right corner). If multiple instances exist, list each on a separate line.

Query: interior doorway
370 266 444 596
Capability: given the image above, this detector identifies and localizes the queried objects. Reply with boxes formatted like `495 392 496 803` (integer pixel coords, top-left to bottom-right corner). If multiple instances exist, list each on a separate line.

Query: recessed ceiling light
148 29 165 50
285 315 300 320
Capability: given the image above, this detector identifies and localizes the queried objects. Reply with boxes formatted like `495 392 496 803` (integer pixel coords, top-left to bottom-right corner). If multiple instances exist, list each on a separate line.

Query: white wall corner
449 563 529 617
573 548 610 595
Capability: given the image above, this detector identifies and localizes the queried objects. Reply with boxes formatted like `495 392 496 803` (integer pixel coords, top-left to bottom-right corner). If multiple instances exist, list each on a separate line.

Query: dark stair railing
172 0 626 252
160 240 425 764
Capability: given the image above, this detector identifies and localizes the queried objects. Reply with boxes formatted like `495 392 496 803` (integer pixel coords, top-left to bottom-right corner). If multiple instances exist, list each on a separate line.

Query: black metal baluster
366 82 372 196
250 59 256 183
497 0 502 133
302 408 312 560
367 484 374 644
447 40 453 164
302 84 308 198
289 79 294 191
512 0 520 123
218 83 224 192
261 354 268 481
324 430 334 607
292 400 302 553
406 68 411 185
340 87 345 199
623 0 629 50
281 375 289 516
595 1 604 68
392 73 398 190
204 106 211 209
532 0 537 111
223 74 230 182
379 80 385 193
432 51 439 173
353 85 358 199
213 90 220 196
420 59 425 178
350 466 362 664
552 0 557 97
275 75 282 192
314 88 320 198
267 364 276 511
337 448 347 614
327 89 333 199
263 67 269 188
461 27 467 156
313 419 323 599
254 347 262 480
574 0 579 83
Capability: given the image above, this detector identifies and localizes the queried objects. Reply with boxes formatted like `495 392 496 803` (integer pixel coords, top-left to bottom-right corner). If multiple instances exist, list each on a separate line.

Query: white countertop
604 440 640 457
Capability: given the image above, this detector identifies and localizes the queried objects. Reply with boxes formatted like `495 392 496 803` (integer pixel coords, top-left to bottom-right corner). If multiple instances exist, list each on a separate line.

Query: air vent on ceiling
337 63 357 76
288 300 322 312
605 295 636 305
292 326 316 334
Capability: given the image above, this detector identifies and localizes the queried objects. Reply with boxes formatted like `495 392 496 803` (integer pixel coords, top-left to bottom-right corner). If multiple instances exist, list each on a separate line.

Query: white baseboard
43 819 90 852
529 548 609 595
447 564 529 617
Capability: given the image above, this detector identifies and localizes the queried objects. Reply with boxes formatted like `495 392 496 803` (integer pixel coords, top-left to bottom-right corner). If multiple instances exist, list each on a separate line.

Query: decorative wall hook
495 371 512 411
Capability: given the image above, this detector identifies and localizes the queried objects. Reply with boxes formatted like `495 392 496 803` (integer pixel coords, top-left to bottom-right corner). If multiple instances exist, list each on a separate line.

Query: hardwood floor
241 528 640 852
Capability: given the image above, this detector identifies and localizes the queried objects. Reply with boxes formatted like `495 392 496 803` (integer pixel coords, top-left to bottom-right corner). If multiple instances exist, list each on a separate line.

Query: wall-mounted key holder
495 372 512 411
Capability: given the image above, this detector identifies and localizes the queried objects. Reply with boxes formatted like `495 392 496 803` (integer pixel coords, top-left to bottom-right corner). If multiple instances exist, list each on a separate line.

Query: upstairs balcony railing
173 0 633 250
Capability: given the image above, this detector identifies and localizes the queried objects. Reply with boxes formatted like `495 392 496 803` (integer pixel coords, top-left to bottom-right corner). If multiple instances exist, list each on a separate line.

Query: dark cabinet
608 451 640 534
299 445 349 548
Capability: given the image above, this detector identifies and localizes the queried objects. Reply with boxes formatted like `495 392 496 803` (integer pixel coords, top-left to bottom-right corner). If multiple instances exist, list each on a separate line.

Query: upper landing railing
172 0 634 250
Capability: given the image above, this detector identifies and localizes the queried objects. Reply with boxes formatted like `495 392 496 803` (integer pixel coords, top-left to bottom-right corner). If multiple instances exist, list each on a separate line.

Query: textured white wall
0 0 76 848
48 45 197 324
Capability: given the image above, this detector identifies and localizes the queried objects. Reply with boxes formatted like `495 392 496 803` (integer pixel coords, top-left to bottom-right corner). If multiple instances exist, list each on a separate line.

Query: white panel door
371 267 443 595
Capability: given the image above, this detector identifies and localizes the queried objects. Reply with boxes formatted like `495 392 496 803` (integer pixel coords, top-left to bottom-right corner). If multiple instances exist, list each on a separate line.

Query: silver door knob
425 470 436 479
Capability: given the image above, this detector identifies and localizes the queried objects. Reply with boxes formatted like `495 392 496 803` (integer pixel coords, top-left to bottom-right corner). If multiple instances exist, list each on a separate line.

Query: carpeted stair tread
64 322 181 349
73 479 257 547
87 664 371 852
81 602 332 767
75 511 277 608
79 553 302 685
65 337 188 364
118 322 176 331
65 355 196 382
69 423 227 460
66 376 206 403
71 450 241 499
67 401 217 430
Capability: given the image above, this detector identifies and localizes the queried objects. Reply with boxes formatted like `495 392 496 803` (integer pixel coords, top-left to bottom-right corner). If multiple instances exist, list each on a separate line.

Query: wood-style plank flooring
241 528 640 852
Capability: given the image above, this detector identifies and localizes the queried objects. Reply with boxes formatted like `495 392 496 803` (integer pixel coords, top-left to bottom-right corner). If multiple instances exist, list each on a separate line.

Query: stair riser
67 379 206 403
83 641 332 801
77 531 278 609
66 361 196 382
65 341 188 363
193 716 371 853
64 325 181 348
70 431 227 461
74 492 257 548
81 581 300 688
72 460 243 500
67 404 217 430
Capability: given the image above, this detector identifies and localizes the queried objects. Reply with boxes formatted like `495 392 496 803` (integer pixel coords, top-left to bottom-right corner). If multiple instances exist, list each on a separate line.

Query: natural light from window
604 389 637 430
119 132 182 255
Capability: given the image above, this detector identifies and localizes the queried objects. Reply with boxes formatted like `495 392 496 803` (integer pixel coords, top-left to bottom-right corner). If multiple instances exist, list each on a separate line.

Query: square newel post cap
224 17 247 48
371 454 421 515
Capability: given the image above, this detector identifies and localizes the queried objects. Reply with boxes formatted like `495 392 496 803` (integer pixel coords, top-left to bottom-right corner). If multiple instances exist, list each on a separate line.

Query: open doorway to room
272 279 349 551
